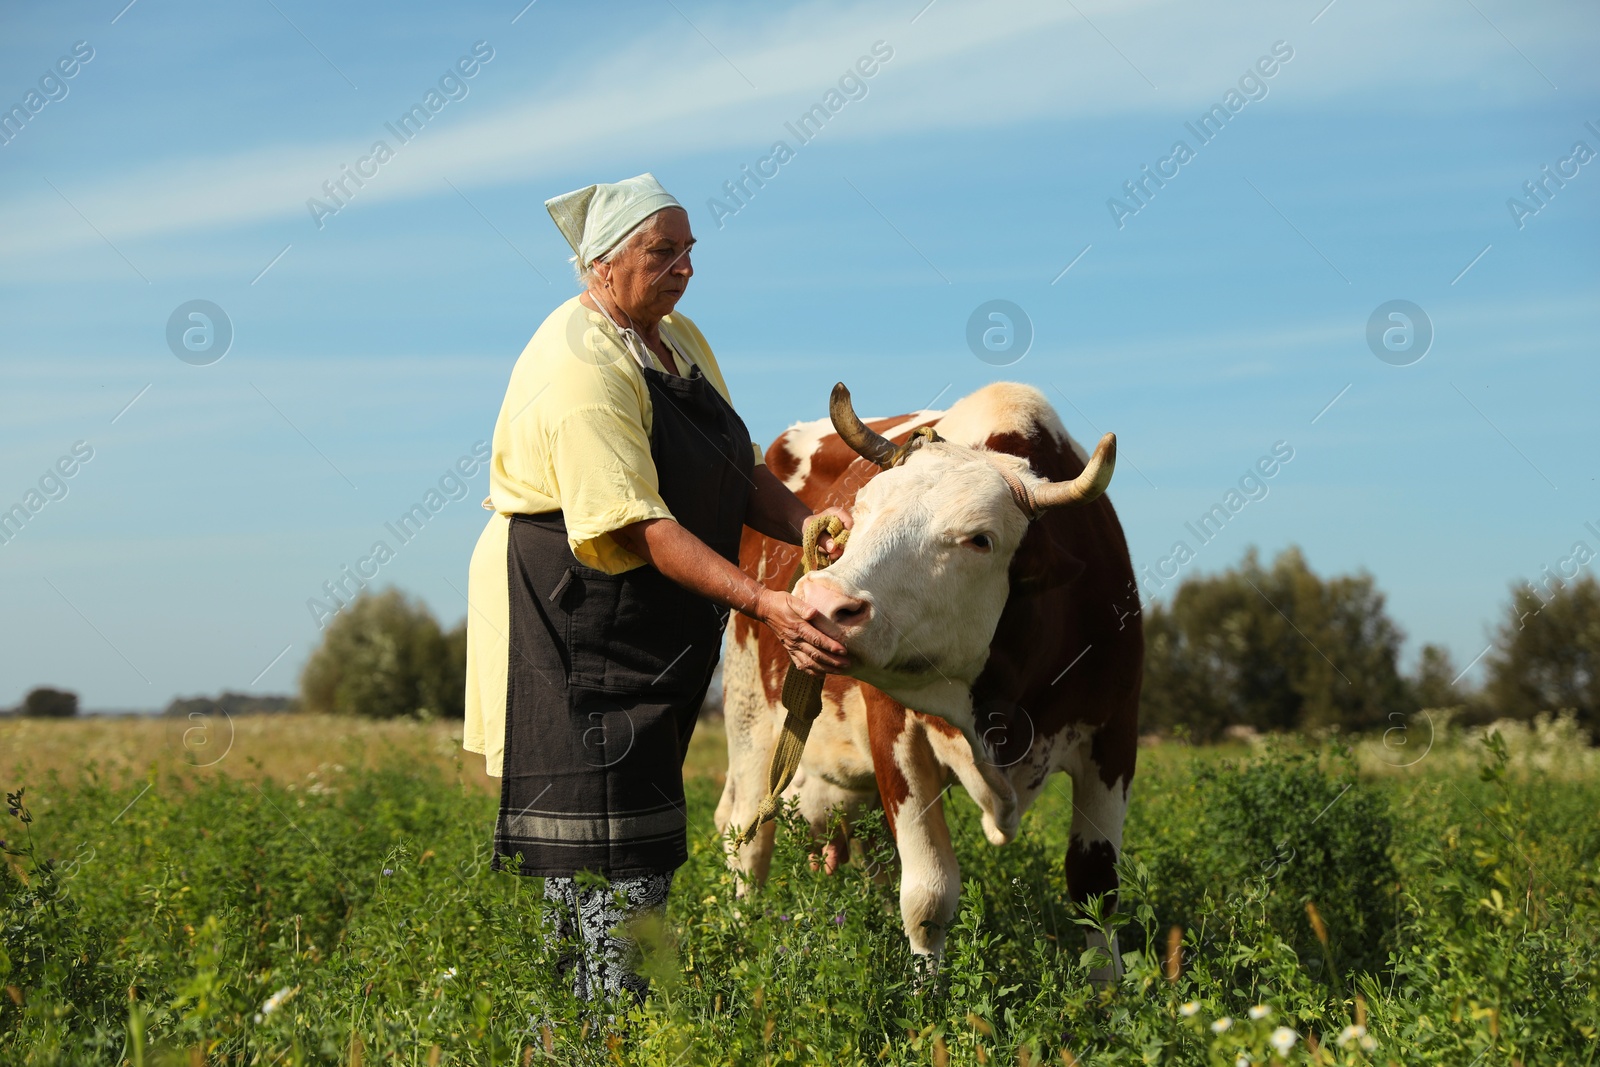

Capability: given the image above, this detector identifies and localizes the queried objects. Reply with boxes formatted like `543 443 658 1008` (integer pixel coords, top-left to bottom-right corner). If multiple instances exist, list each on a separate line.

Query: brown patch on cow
970 424 1142 789
1089 710 1139 794
730 611 758 650
864 686 911 835
821 673 858 708
764 435 801 487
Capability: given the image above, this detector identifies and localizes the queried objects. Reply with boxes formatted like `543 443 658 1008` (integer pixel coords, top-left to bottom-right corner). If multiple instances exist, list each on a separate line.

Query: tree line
288 549 1597 738
9 547 1596 739
1140 546 1597 740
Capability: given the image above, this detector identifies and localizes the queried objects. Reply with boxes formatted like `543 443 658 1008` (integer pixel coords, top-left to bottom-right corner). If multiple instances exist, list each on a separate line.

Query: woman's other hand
808 506 853 562
755 588 851 676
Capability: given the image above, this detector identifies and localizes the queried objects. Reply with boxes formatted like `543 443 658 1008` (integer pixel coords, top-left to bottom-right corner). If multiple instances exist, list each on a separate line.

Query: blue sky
1 0 1596 711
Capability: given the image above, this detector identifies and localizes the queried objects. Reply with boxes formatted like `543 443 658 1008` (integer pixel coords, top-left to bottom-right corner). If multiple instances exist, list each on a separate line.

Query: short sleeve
549 404 675 572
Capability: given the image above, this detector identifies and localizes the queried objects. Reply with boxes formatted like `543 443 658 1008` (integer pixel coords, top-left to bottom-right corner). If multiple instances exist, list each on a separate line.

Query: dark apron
493 360 754 878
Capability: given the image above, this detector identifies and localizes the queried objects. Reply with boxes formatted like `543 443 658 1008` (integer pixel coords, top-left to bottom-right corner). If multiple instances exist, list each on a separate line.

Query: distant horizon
3 529 1565 715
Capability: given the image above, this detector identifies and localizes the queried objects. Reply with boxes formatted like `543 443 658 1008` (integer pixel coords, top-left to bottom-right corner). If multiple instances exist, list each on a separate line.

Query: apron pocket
565 687 691 780
562 566 718 697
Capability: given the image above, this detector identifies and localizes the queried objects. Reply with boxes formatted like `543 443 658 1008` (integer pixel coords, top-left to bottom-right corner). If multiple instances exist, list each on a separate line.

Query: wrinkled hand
808 506 854 562
756 588 851 676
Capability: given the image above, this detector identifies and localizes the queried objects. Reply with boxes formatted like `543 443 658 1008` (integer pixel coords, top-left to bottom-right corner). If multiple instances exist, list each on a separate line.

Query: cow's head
793 383 1116 726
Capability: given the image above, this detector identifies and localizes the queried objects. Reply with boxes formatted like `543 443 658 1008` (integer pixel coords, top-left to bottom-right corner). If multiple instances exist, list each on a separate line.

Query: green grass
2 716 1597 1065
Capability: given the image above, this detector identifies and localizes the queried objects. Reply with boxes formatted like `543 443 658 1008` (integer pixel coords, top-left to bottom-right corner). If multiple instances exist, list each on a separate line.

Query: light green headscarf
545 173 682 269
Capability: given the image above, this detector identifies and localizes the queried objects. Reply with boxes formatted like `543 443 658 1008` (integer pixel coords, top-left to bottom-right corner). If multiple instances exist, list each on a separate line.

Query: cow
712 381 1143 982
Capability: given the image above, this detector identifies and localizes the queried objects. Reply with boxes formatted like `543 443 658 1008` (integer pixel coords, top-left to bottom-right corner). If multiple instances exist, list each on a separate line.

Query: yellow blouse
463 295 760 777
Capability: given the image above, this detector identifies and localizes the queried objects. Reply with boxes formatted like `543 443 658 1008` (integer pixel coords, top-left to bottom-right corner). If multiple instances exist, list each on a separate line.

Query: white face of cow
790 383 1116 729
793 441 1037 719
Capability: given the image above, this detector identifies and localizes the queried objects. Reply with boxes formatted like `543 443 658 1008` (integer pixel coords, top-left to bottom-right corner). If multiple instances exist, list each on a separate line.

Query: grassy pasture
1 712 1596 1065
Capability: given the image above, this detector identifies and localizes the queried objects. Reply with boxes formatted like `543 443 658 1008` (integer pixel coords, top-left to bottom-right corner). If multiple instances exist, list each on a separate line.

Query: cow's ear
1009 521 1085 596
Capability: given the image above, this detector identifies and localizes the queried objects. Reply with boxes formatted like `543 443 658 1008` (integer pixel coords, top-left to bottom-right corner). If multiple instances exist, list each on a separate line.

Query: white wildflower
1179 1001 1200 1017
254 985 293 1024
439 967 457 980
1337 1024 1368 1048
1236 1057 1250 1067
1360 1034 1377 1051
1248 1004 1271 1020
1212 1016 1233 1033
1270 1026 1297 1055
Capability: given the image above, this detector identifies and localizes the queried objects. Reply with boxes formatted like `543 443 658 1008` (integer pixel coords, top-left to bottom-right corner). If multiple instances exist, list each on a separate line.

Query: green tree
441 618 468 719
1141 546 1409 740
19 687 78 717
1408 642 1468 711
300 588 465 719
163 691 298 717
1484 573 1600 731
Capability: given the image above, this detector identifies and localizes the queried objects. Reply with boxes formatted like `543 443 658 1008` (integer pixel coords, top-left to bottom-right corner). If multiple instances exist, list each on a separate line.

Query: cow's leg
715 626 783 892
959 727 1021 845
785 686 880 875
874 717 960 969
795 772 873 875
919 722 1021 847
1062 726 1134 986
871 682 1020 846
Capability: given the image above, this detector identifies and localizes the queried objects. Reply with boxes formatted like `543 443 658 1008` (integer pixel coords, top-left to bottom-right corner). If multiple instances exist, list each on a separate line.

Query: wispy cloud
0 0 1581 260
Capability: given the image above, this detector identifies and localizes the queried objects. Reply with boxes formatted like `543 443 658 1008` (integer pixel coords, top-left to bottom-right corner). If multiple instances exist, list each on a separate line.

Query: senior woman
464 173 848 1009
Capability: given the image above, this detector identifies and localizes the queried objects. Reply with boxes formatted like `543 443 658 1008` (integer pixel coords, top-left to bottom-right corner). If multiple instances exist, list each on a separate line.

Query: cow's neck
876 675 1021 844
873 675 975 733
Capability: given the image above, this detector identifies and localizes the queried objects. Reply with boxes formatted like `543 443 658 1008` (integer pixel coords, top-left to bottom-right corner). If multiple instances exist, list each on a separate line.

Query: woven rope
737 513 849 845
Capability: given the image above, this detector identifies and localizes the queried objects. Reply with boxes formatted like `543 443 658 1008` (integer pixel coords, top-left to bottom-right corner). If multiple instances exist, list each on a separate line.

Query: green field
2 712 1597 1065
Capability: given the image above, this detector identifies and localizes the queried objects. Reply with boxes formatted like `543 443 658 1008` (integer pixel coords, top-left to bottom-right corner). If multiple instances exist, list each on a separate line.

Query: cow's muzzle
795 574 872 637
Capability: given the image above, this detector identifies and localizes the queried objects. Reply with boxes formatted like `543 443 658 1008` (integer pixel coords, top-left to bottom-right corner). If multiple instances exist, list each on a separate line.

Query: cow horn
829 383 899 468
1031 432 1117 511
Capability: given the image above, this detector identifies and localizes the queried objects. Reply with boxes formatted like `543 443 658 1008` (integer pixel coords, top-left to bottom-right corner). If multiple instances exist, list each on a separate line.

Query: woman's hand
756 588 851 676
807 506 853 562
617 517 853 678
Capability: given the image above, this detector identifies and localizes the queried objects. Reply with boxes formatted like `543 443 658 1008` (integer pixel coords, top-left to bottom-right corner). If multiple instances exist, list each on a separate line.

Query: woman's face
594 207 695 323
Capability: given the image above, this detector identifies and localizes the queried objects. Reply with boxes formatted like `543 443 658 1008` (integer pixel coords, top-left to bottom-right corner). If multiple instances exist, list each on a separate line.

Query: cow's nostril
832 599 870 625
800 578 871 630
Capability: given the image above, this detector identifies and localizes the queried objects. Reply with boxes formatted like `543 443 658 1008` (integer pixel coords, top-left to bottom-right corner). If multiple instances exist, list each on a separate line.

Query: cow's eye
965 533 993 551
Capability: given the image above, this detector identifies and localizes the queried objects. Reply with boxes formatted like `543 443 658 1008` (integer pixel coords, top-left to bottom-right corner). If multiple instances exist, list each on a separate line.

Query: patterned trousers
541 870 674 1005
